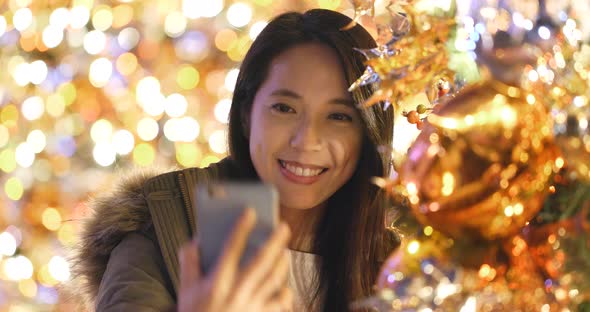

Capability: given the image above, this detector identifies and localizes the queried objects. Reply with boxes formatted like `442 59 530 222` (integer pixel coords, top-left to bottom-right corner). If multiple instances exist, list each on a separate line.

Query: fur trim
66 166 173 310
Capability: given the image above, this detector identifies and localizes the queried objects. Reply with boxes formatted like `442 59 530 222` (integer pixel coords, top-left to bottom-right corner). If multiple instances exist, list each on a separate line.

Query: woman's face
248 43 363 210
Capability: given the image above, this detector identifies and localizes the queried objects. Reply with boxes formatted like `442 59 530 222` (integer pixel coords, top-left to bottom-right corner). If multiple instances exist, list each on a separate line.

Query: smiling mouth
278 159 328 177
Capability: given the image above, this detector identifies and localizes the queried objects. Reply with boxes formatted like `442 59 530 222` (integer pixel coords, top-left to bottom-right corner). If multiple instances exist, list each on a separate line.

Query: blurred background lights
13 62 32 86
84 30 107 55
42 25 65 49
48 256 70 282
28 61 49 85
176 143 202 167
42 208 62 231
183 0 224 19
116 52 139 75
249 21 268 39
16 142 36 168
90 119 113 143
176 65 200 90
227 3 253 27
5 177 24 200
92 7 114 32
26 130 47 153
0 125 9 148
164 93 188 117
132 143 155 166
224 68 239 91
117 27 141 50
165 11 187 38
69 6 90 29
49 8 70 30
208 129 228 154
89 58 113 88
3 256 34 281
21 96 45 121
0 232 17 256
136 117 160 141
18 278 38 298
112 129 135 155
136 76 161 106
214 98 232 124
93 142 117 166
13 8 33 32
142 93 166 116
0 16 7 37
164 117 200 142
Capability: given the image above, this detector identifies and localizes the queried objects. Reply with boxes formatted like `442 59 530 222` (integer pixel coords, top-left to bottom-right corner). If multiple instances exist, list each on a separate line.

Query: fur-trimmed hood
67 166 171 309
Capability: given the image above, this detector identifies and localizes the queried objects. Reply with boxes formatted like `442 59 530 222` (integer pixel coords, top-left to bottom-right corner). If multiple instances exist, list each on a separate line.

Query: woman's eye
271 103 295 113
329 113 353 122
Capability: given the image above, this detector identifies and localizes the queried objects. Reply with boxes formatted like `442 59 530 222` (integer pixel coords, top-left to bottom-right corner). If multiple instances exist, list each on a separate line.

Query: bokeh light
136 117 160 141
13 8 33 32
42 208 62 231
214 98 232 124
183 0 224 19
227 3 253 27
48 256 70 282
89 58 113 87
208 129 228 154
0 232 17 256
84 30 107 55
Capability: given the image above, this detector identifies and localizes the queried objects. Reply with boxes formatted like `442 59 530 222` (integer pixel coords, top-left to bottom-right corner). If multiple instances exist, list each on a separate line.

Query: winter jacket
69 158 253 311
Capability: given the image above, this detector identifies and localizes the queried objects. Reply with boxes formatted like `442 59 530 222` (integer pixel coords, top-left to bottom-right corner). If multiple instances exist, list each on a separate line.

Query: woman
70 9 397 312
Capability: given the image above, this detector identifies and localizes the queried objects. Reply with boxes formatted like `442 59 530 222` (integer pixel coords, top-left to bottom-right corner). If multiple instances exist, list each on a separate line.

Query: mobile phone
194 182 279 274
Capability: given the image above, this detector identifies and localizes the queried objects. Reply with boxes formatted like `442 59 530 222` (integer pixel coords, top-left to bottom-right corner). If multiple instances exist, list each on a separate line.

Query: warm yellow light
58 223 77 246
48 256 70 281
21 96 45 121
165 94 188 118
112 129 135 155
116 52 138 75
136 117 160 141
5 177 24 201
227 3 252 27
555 157 565 169
46 94 66 117
133 143 155 166
92 7 113 31
441 172 455 196
165 11 187 38
209 130 228 154
18 278 37 298
214 99 232 124
407 240 420 254
15 142 35 168
504 205 514 217
176 143 202 167
42 207 62 231
93 142 117 167
200 155 220 168
83 30 106 55
91 119 113 143
0 232 17 256
89 58 113 88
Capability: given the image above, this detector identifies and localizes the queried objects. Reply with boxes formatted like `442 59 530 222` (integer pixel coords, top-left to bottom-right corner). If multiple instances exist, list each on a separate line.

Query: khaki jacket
70 158 252 311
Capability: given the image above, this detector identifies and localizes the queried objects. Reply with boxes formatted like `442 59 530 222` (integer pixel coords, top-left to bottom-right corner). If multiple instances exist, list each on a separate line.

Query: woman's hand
177 208 293 312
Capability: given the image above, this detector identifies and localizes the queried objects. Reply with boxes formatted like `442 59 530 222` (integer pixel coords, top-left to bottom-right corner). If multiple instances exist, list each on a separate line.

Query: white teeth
281 161 323 177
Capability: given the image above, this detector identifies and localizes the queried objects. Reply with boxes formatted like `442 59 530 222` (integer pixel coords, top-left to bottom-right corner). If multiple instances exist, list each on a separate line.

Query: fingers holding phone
177 208 293 312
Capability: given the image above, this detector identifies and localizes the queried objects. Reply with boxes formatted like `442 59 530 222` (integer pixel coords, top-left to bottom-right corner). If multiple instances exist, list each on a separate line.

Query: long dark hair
228 9 397 311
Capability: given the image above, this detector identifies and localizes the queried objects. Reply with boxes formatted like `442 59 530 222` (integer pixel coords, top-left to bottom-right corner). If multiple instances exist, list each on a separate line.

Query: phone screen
194 183 278 274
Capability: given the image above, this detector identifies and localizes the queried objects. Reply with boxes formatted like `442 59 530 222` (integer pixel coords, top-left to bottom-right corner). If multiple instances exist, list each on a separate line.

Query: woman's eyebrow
270 88 354 107
270 88 301 99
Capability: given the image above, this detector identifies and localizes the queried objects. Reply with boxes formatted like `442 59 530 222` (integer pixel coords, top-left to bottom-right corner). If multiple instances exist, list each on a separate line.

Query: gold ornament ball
398 80 559 240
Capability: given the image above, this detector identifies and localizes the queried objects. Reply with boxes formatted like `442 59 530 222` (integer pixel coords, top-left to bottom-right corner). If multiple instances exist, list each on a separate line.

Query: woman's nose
289 119 322 152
